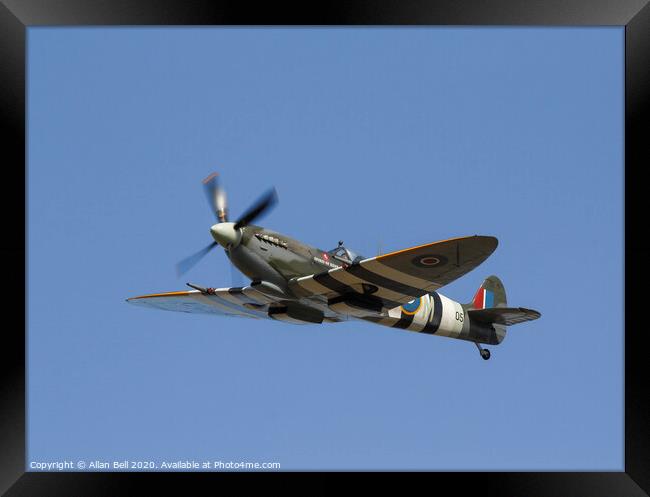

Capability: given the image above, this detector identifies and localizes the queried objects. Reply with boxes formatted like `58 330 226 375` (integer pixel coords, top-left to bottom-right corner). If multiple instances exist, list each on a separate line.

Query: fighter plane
126 173 540 360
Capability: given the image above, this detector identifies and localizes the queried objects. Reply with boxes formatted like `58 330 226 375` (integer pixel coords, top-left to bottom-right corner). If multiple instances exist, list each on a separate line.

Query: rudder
467 275 508 344
470 275 507 310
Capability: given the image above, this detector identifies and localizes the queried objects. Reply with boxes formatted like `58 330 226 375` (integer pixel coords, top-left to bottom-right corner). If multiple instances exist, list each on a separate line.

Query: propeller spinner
175 173 278 277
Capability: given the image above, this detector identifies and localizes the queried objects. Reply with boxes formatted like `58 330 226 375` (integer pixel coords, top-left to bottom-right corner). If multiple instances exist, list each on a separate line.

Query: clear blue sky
27 27 623 470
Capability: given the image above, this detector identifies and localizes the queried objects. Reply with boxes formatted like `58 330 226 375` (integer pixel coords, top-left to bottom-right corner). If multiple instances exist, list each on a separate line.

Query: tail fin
465 275 541 345
466 275 508 344
469 275 507 310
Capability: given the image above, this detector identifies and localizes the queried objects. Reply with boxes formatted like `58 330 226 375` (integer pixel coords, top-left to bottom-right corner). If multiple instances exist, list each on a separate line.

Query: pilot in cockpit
327 241 364 264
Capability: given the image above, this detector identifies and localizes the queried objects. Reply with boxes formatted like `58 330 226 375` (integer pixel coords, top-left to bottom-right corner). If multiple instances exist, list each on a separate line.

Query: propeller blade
175 241 217 277
234 188 278 230
202 172 228 222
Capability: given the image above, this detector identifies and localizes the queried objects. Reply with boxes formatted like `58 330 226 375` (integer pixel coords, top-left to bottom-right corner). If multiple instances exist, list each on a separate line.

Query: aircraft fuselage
226 224 346 290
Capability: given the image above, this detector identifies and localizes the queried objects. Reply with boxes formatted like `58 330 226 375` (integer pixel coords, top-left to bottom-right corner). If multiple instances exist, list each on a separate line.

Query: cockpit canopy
327 244 364 264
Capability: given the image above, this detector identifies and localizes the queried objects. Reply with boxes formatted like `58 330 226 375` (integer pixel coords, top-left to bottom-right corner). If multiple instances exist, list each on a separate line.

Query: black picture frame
2 0 647 494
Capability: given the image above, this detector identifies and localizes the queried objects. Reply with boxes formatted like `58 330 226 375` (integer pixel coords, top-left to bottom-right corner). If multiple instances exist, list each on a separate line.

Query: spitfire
127 173 540 360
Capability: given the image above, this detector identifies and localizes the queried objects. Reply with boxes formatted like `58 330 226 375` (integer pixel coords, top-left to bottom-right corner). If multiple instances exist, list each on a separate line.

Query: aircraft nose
210 222 240 248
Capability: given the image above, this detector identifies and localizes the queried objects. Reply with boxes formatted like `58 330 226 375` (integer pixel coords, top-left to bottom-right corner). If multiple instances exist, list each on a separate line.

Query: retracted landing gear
474 341 491 360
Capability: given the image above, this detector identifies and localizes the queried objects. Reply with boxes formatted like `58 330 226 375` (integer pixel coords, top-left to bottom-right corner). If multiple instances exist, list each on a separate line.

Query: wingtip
475 235 499 254
477 235 498 248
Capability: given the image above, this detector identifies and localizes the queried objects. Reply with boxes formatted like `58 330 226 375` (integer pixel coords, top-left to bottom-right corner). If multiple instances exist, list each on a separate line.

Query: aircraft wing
290 235 498 308
126 288 274 319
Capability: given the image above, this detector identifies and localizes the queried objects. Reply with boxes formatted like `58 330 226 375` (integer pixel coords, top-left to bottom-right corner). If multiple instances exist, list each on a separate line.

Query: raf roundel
401 297 422 315
412 254 448 268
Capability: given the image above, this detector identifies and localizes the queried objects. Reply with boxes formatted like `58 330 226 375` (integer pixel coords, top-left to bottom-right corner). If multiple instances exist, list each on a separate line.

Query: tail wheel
480 349 491 360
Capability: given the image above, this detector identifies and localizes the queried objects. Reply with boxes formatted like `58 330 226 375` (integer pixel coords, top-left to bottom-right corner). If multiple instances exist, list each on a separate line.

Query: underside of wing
290 235 498 310
468 307 541 326
127 286 345 324
126 289 266 318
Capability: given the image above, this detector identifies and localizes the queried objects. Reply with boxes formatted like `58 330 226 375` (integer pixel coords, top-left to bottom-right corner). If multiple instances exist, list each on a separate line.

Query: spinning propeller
175 173 278 277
